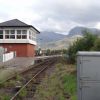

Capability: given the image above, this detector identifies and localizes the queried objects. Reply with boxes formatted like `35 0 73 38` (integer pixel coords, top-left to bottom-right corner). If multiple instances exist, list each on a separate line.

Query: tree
67 32 97 64
92 38 100 51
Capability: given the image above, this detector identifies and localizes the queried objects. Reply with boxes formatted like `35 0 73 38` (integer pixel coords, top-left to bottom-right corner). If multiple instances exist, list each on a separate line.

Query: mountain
37 26 100 50
39 35 83 50
37 31 67 44
68 26 100 37
40 37 75 50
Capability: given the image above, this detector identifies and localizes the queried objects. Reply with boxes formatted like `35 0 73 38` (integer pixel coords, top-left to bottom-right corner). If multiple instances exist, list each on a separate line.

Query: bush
67 32 97 64
92 38 100 51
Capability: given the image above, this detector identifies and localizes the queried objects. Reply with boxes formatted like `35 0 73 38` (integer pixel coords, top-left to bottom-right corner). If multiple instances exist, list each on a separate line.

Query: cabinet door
80 56 100 81
81 82 100 100
78 56 100 100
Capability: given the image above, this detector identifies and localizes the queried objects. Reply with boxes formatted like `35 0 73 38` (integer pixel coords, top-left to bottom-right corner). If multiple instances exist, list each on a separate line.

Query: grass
71 95 77 100
15 74 23 81
18 88 27 98
34 59 77 100
0 68 16 83
0 94 11 100
0 68 21 89
63 74 77 100
63 74 76 95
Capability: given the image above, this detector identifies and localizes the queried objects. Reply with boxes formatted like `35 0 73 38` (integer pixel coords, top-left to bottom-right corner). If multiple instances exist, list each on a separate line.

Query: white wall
3 52 15 62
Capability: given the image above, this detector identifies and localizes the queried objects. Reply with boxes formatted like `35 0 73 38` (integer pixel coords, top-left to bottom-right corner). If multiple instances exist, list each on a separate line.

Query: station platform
0 55 62 69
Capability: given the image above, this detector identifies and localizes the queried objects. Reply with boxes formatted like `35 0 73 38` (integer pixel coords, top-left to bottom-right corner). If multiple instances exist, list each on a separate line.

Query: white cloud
95 22 100 29
0 0 100 34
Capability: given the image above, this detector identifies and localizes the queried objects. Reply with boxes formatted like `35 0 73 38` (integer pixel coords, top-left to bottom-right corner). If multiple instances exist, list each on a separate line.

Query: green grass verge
0 68 16 83
0 94 11 100
34 62 77 100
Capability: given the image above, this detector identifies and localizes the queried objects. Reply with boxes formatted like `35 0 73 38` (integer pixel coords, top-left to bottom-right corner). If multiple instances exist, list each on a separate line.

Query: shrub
67 32 97 64
92 38 100 51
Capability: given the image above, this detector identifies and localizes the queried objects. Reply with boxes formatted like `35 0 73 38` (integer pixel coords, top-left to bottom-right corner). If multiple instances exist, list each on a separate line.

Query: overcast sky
0 0 100 34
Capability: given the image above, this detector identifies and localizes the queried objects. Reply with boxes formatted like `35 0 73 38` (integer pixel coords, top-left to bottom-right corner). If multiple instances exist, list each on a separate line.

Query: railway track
0 58 49 84
0 57 57 100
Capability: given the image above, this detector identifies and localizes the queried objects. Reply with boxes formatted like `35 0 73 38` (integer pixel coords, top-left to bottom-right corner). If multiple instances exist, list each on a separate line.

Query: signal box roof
0 19 40 33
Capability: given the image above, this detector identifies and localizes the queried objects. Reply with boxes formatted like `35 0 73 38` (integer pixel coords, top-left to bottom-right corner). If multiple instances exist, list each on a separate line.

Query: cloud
0 0 100 34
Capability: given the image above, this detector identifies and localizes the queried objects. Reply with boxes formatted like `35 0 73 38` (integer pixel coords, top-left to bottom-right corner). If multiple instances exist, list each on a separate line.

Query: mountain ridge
37 31 67 44
68 26 100 36
37 26 100 50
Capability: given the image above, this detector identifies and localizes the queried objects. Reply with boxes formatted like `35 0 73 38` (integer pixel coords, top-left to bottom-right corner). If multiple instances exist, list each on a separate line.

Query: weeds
34 61 77 100
18 88 27 98
0 94 11 100
0 82 5 88
15 74 22 81
0 66 5 69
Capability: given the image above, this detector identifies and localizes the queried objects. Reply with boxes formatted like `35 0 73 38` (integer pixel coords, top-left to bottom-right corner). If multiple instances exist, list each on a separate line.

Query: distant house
0 19 40 57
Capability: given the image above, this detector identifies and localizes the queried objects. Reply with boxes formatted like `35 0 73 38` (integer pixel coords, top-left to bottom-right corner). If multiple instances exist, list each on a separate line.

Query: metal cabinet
77 52 100 100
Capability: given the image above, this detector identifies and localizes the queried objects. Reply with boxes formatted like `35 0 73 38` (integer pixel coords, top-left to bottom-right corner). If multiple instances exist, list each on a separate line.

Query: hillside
68 26 100 37
37 26 100 50
40 36 82 50
37 31 66 44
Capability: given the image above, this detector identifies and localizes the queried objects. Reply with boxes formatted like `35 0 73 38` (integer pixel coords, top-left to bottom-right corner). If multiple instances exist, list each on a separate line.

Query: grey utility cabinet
77 52 100 100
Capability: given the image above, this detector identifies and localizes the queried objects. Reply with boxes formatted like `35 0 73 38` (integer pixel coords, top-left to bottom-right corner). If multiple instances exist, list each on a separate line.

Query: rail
10 58 56 100
0 58 52 84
